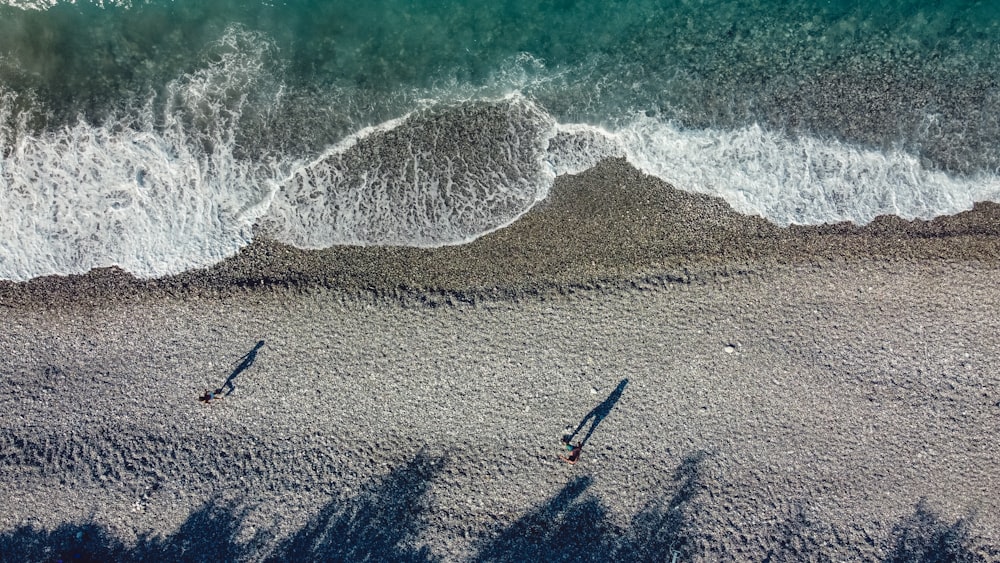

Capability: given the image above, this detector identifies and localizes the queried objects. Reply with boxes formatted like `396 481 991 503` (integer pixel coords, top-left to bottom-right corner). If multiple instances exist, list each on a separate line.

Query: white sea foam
548 117 1000 226
260 94 555 248
4 62 1000 282
0 0 132 9
0 27 279 282
545 124 623 177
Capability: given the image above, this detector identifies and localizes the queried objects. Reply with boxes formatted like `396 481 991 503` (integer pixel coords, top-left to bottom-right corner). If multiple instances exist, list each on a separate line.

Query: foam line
549 118 1000 226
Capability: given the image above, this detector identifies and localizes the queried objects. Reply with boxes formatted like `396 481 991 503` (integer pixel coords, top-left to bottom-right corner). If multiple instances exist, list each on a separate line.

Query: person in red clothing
198 388 224 404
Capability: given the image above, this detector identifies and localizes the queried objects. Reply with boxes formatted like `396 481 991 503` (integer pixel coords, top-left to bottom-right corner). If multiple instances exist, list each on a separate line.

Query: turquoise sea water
1 0 999 280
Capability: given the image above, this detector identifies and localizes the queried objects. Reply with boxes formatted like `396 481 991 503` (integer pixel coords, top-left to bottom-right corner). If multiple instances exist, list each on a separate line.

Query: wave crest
549 118 1000 226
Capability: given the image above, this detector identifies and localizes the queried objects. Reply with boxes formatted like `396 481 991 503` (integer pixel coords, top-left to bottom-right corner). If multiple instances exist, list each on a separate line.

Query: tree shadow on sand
265 451 442 562
886 500 993 563
762 498 995 563
0 502 255 563
473 450 707 562
0 453 442 563
2 451 996 562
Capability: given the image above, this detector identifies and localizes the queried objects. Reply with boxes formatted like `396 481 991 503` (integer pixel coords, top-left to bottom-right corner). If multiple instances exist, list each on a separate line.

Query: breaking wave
2 20 1000 282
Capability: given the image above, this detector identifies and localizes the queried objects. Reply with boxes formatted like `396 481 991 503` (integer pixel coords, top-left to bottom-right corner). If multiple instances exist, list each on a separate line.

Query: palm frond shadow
265 450 442 562
0 502 255 563
885 500 990 563
474 450 707 562
0 452 442 563
0 451 994 562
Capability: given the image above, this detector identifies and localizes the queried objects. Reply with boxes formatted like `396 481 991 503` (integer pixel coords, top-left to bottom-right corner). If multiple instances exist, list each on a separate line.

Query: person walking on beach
560 442 583 465
198 388 224 404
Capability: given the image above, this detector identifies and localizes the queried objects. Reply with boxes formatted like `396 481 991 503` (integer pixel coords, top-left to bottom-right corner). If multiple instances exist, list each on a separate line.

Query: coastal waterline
1 0 999 281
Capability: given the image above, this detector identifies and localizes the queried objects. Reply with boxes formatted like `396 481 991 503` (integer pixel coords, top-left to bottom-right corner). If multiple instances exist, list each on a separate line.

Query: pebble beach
2 159 999 561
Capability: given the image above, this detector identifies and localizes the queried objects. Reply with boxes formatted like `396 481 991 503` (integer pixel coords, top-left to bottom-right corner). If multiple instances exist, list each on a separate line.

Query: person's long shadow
220 340 265 396
564 378 629 448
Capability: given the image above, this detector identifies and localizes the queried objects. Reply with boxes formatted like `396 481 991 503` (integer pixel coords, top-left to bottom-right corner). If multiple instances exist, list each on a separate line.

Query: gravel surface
1 160 999 561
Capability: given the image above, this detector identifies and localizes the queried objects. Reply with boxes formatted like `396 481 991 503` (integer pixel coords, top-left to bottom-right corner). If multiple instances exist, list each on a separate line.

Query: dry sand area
1 160 1000 561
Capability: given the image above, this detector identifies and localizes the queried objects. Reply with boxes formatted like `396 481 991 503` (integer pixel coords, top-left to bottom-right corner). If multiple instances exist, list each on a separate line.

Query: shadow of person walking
221 340 265 396
563 378 629 450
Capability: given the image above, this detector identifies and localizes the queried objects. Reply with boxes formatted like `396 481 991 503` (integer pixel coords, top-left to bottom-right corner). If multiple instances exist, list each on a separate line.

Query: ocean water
1 0 999 281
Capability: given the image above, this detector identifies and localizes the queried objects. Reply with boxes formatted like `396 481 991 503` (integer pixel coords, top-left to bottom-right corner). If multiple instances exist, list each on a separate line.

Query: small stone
724 345 736 354
590 387 598 394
